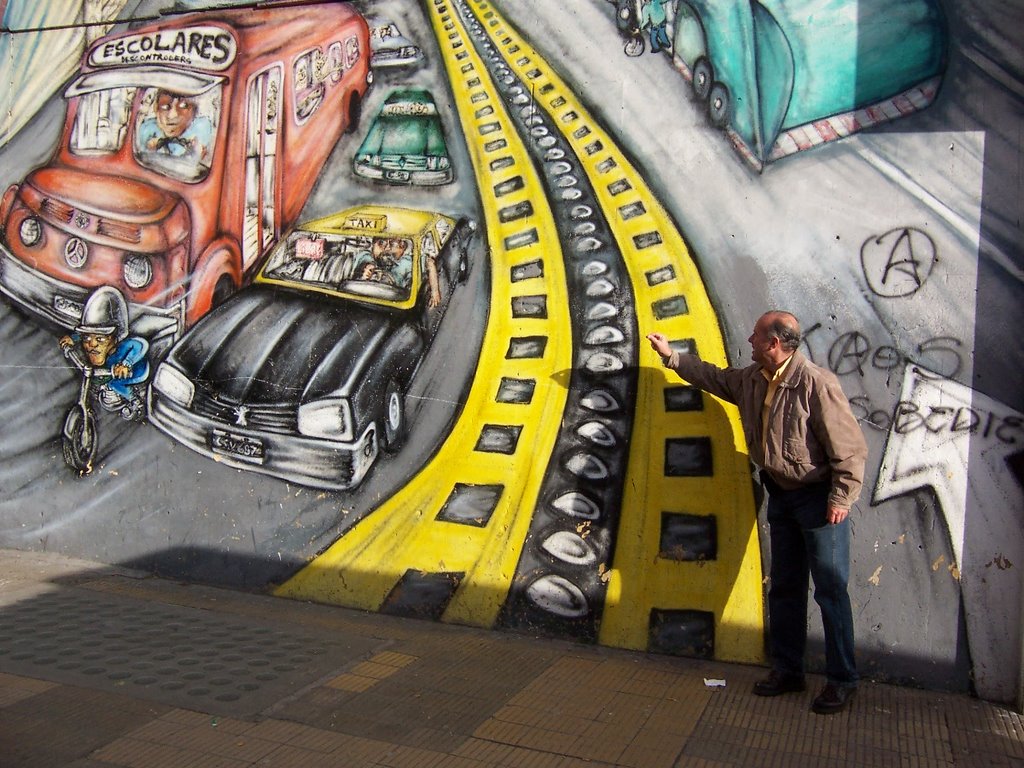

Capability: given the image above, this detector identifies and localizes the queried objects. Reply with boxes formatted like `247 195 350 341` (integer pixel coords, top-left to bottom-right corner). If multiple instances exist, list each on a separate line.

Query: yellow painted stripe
470 0 764 662
276 0 571 628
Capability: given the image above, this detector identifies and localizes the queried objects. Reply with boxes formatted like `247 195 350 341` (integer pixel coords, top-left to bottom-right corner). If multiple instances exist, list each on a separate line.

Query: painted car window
293 49 326 123
327 42 344 83
434 217 452 246
420 231 438 268
132 86 221 183
264 231 415 303
70 86 137 154
344 36 361 69
371 23 401 40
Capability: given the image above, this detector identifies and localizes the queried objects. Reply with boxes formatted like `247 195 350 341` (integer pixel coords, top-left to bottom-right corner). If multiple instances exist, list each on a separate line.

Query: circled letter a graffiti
828 331 871 376
860 227 937 298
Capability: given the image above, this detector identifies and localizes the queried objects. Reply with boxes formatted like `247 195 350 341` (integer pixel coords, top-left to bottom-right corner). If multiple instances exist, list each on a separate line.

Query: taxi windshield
262 231 415 303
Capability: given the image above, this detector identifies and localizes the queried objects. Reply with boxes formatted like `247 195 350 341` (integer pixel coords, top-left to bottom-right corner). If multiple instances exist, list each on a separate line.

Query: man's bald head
762 311 801 352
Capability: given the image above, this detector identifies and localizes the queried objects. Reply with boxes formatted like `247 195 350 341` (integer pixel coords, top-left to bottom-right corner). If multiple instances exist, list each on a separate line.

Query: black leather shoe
752 670 806 697
811 682 857 714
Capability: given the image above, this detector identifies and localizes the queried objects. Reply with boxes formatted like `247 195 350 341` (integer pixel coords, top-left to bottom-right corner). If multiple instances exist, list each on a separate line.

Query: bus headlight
298 398 353 440
123 253 154 290
153 363 194 407
19 217 42 247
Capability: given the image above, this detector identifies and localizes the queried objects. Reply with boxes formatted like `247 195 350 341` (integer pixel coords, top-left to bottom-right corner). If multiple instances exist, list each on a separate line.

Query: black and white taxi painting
148 205 476 490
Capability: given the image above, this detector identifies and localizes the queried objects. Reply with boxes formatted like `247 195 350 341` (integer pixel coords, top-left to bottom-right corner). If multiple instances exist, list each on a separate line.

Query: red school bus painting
0 2 372 349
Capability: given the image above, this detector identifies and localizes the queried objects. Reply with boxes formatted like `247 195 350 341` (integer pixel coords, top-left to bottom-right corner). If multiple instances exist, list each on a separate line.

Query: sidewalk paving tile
2 549 1023 768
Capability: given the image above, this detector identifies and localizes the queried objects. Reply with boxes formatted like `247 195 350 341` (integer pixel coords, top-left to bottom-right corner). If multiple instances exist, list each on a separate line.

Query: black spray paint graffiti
801 324 965 432
851 395 1024 440
860 227 937 298
891 401 1022 443
802 323 963 381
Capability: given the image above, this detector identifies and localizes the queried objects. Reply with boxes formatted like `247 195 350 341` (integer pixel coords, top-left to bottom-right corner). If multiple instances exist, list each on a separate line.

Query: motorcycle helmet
76 285 129 342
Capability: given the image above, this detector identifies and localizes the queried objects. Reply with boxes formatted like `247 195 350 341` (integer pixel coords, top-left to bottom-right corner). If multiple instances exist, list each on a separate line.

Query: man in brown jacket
648 310 867 714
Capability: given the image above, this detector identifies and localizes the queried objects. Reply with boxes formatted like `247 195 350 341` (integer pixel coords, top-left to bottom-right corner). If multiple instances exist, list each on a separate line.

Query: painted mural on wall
1 0 1021 705
0 0 129 147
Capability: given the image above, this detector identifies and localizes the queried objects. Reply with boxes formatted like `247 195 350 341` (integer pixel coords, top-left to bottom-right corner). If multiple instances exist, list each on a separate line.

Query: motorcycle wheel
624 36 644 57
62 405 97 473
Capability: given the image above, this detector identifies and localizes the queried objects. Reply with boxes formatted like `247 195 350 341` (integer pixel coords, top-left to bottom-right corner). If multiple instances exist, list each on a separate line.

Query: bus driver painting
138 90 215 163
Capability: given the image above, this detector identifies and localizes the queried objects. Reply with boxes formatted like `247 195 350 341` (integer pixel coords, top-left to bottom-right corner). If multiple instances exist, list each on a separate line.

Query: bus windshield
69 87 137 155
132 86 221 183
67 69 223 183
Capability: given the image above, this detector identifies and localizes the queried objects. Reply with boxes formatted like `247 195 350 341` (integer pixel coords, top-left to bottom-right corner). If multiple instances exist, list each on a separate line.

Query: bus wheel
212 274 236 308
692 57 713 101
708 82 730 128
345 94 362 134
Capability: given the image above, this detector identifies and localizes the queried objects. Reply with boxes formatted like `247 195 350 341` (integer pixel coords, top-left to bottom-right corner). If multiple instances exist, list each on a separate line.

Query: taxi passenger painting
0 3 371 350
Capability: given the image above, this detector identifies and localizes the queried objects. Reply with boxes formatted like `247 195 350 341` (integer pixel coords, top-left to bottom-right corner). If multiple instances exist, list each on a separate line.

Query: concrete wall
0 0 1020 703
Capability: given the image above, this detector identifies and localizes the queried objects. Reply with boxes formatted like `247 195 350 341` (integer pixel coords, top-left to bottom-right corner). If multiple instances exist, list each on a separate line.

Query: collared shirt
760 354 794 456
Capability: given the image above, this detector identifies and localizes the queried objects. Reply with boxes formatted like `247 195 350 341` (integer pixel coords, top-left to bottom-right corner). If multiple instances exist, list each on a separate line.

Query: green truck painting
671 0 947 169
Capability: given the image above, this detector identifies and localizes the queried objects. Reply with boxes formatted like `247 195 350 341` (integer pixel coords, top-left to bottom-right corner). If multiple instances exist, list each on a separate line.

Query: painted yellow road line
276 0 571 628
472 0 764 662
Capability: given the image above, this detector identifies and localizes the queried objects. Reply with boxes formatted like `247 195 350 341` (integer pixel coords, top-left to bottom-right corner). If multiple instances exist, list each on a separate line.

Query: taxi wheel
380 379 406 453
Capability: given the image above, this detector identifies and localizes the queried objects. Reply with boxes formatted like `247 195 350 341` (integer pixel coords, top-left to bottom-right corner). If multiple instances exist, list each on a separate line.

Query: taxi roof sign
342 213 388 232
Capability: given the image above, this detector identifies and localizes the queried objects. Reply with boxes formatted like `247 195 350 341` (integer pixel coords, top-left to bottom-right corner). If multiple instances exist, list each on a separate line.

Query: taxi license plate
385 169 410 182
210 429 265 464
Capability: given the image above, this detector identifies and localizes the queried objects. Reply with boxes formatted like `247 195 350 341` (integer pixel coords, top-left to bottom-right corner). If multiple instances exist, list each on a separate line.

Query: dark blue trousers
764 476 858 686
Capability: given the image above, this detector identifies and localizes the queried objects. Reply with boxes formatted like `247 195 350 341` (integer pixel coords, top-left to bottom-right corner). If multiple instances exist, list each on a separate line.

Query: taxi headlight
19 217 42 247
123 253 154 289
153 363 194 407
298 398 353 440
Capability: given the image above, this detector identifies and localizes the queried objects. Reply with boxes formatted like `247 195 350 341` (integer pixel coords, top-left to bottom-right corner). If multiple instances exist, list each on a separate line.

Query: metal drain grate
0 587 379 717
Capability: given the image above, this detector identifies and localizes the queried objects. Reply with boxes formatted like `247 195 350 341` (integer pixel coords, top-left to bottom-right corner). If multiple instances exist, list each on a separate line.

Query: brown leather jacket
662 349 868 509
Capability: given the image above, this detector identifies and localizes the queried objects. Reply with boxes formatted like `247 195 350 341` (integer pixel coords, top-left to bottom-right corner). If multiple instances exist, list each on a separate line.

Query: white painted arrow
874 364 1024 703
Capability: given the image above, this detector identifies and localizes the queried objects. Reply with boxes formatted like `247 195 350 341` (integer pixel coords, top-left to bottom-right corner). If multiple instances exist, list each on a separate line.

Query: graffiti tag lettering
892 401 1022 443
820 330 962 379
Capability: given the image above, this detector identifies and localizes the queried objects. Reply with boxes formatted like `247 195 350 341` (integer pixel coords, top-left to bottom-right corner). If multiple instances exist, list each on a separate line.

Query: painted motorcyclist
59 286 150 421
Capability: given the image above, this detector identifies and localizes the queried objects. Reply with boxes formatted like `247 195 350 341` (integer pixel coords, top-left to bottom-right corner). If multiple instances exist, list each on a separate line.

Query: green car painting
671 0 947 169
353 88 453 185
